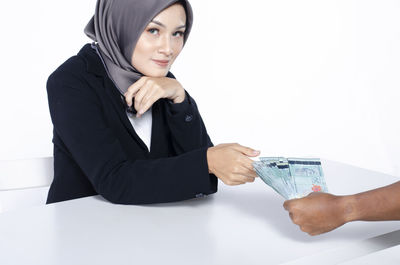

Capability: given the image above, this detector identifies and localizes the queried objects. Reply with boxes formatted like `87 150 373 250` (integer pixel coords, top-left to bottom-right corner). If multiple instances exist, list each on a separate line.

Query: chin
143 68 170 77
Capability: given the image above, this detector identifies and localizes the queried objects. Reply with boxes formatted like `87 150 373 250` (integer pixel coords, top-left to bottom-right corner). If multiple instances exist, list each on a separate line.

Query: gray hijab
84 0 193 96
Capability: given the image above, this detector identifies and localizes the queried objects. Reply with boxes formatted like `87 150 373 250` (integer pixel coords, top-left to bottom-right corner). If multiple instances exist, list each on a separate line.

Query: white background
0 0 399 177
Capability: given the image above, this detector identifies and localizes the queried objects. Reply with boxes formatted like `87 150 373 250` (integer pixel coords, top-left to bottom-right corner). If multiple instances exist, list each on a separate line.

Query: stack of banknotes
253 157 328 199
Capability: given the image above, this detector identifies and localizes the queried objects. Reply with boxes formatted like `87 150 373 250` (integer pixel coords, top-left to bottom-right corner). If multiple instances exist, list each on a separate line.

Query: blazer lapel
103 77 150 151
80 44 149 151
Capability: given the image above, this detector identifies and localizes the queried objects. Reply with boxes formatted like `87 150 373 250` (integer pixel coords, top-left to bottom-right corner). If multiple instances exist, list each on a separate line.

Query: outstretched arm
283 181 400 235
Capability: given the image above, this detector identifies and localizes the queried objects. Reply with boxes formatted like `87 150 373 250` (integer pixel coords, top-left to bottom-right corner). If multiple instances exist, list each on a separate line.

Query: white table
0 160 399 265
338 244 400 265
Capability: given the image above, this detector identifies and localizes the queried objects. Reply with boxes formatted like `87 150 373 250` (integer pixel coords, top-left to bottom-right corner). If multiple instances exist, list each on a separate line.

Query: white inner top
126 108 152 151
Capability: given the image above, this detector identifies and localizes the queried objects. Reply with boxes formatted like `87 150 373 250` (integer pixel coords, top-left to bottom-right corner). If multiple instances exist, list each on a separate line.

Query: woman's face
131 3 186 77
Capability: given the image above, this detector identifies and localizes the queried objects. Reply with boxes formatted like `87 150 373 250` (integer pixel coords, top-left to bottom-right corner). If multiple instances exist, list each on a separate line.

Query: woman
46 0 259 204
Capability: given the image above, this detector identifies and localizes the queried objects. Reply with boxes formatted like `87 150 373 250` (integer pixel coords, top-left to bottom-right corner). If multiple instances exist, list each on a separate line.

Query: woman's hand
124 76 185 117
207 143 260 185
283 192 349 236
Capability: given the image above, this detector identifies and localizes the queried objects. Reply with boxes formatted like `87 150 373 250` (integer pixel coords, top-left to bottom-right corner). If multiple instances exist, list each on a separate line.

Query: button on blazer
46 44 217 204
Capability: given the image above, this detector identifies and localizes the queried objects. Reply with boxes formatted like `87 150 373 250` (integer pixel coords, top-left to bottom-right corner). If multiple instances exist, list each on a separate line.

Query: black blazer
46 44 217 204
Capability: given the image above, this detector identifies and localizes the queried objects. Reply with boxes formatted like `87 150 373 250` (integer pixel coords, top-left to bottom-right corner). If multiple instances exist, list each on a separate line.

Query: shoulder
46 44 105 99
48 44 99 86
48 56 86 86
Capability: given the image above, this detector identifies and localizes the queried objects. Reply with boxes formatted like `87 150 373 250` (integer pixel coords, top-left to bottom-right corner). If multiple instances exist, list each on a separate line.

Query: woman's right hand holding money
207 143 260 185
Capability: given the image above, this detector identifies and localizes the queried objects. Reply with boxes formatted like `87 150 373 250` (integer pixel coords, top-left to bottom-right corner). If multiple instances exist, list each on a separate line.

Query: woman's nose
158 36 173 57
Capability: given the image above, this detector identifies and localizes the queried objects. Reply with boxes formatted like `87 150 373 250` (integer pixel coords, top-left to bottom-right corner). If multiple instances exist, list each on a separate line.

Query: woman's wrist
206 147 215 174
171 92 185 104
171 85 186 104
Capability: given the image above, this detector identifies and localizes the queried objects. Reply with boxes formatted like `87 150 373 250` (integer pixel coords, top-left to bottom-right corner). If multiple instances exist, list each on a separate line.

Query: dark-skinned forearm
343 181 400 222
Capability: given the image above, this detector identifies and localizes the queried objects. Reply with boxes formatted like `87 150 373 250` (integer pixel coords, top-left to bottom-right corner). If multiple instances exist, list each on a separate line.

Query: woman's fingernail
253 150 260 155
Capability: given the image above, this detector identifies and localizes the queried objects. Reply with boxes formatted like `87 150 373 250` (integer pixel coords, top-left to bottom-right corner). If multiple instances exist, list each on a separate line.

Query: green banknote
253 157 327 199
253 161 288 198
259 157 297 199
288 158 328 198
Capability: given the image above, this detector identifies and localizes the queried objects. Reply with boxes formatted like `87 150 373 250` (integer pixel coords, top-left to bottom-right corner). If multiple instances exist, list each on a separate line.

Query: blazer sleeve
47 70 217 205
162 90 214 154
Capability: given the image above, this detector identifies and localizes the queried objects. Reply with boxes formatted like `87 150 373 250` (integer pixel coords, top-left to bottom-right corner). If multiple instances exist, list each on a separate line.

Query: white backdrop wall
0 0 399 177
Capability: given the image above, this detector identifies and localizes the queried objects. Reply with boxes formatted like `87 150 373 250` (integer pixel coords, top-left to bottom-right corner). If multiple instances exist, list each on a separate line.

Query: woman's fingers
229 165 256 183
134 83 158 116
133 84 151 115
207 143 260 187
134 79 163 116
125 77 185 116
242 176 256 183
137 88 163 117
129 77 168 117
238 165 257 180
224 174 255 185
234 161 257 178
237 147 259 179
223 180 245 186
233 144 260 157
245 168 258 179
241 157 258 177
125 77 148 107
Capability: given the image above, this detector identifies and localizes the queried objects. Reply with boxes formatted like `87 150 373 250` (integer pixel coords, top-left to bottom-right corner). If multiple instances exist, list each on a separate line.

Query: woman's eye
173 31 185 37
147 28 159 35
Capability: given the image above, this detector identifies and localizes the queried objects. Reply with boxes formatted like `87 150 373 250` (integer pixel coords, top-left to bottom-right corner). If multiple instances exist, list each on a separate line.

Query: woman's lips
152 59 169 67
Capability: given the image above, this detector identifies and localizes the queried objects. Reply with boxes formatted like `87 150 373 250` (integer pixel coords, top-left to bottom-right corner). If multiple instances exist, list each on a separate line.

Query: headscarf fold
84 0 193 96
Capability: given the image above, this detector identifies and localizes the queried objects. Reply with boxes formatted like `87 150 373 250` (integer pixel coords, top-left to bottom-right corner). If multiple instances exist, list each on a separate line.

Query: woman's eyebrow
150 20 186 30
